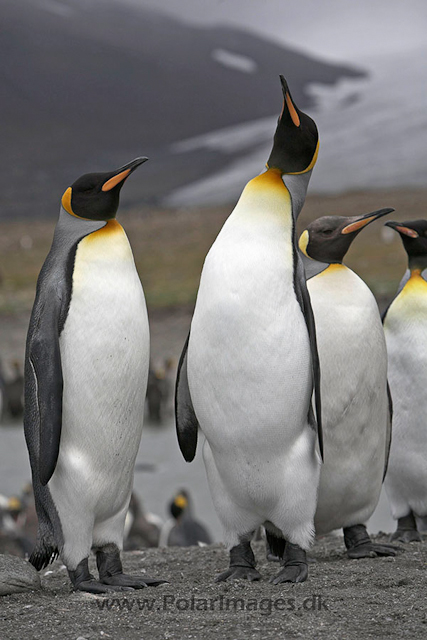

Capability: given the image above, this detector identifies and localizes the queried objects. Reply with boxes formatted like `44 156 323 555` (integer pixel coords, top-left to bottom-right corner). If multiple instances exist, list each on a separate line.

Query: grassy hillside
1 188 425 317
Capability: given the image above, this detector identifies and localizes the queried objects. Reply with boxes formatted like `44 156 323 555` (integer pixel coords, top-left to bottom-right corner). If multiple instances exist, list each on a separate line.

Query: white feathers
309 264 389 534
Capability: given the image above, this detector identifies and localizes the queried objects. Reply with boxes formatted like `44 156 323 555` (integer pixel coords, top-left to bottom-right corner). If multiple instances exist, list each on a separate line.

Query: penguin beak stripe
341 216 376 235
102 169 132 192
393 225 419 238
285 92 300 127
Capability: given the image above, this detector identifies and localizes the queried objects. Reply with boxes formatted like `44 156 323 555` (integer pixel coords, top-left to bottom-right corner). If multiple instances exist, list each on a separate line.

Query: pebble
0 554 41 596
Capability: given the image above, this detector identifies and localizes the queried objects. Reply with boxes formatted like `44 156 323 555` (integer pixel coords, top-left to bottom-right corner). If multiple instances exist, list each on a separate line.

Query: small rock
0 554 41 596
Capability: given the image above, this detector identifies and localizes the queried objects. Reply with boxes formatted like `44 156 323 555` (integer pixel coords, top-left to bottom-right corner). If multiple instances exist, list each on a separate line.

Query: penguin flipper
175 334 199 462
383 381 393 481
27 296 64 486
295 257 323 460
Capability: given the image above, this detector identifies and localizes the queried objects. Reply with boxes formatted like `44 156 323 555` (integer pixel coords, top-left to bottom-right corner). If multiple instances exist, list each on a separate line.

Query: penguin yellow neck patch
316 263 346 277
86 219 123 241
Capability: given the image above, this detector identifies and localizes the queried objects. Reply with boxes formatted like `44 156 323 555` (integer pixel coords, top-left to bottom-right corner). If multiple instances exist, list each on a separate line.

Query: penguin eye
322 229 334 236
81 184 98 194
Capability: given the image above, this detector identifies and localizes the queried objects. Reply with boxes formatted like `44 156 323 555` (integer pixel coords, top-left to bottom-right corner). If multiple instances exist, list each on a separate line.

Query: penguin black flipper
27 291 64 486
294 254 324 460
25 211 106 488
175 333 199 462
383 381 393 481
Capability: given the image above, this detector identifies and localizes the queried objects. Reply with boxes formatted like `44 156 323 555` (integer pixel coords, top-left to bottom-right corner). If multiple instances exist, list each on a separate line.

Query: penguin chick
24 157 167 593
383 219 427 542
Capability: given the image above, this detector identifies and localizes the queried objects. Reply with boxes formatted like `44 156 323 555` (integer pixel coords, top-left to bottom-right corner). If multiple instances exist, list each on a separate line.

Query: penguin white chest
384 274 427 518
50 221 149 515
309 264 389 532
188 179 312 457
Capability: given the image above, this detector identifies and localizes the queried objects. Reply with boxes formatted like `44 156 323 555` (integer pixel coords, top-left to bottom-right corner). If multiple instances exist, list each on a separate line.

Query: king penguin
383 219 427 542
297 210 400 558
24 158 166 593
176 76 322 584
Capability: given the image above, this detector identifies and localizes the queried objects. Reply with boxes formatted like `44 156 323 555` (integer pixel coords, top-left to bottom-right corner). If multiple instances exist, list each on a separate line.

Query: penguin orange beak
102 157 148 192
279 76 300 127
341 207 395 235
385 221 419 238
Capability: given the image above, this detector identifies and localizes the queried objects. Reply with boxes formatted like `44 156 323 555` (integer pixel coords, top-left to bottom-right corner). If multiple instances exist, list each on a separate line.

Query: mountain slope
0 0 364 217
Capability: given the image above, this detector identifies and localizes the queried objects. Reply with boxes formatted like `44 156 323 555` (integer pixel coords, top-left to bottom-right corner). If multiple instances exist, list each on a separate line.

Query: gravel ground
1 535 426 640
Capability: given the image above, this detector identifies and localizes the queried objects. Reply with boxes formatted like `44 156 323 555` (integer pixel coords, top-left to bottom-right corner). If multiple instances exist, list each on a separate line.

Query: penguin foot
391 529 422 543
96 545 168 589
68 558 134 593
215 539 261 582
101 574 168 588
270 563 308 584
346 542 402 559
390 514 422 543
74 579 134 593
344 524 402 558
215 567 261 582
269 542 308 584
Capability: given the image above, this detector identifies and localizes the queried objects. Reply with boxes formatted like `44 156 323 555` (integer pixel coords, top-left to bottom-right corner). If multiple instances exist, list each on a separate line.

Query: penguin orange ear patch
299 229 310 256
285 93 300 127
61 187 74 215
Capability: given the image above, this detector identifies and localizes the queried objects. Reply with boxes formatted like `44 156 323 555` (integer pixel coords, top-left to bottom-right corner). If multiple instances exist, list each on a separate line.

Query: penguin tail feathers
265 530 286 560
29 542 59 571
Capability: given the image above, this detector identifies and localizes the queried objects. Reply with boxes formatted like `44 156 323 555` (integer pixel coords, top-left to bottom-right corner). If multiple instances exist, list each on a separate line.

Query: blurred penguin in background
159 489 212 547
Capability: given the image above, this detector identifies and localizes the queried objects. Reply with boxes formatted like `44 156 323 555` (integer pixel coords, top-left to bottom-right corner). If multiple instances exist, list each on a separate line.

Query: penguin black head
299 208 395 263
169 490 189 520
385 219 427 270
61 157 148 221
266 76 319 175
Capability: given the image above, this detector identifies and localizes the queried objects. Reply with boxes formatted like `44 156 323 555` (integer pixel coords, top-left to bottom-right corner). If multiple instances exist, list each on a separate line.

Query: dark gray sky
124 0 427 62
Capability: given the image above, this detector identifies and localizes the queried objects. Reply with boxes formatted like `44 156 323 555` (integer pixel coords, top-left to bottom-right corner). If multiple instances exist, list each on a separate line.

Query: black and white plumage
24 158 166 592
298 209 399 559
176 76 322 584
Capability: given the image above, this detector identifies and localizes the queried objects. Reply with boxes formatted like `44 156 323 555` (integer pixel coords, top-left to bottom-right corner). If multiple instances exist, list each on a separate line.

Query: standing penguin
383 219 427 542
176 76 322 584
297 210 399 558
24 158 166 593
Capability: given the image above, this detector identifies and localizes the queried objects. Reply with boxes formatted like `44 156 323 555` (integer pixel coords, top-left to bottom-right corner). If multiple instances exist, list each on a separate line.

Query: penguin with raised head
382 219 427 542
24 158 166 593
297 210 400 558
176 76 322 584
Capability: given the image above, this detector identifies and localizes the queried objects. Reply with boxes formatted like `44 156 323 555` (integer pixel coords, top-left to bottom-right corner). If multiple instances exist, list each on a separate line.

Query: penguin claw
101 574 168 588
346 542 402 559
214 567 261 582
270 563 308 584
390 529 422 543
